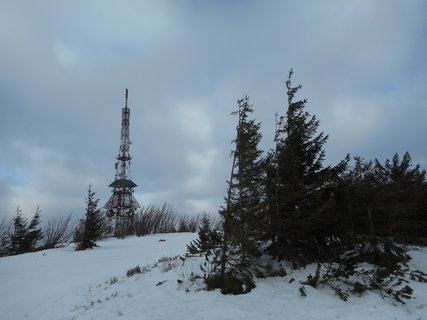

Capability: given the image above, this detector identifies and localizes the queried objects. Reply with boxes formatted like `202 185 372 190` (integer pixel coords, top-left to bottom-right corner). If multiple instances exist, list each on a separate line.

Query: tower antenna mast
104 89 140 219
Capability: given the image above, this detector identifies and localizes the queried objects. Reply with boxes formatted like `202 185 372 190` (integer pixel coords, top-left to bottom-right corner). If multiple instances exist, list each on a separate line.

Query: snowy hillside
1 233 427 320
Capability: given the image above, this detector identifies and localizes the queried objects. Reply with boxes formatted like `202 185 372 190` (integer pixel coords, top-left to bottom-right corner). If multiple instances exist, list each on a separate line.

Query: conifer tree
347 157 379 240
331 156 413 272
374 152 427 242
201 96 264 294
262 114 284 249
10 207 28 255
185 71 427 300
340 153 427 244
187 213 221 254
220 96 264 282
23 206 43 252
75 185 103 250
8 207 43 255
270 69 331 264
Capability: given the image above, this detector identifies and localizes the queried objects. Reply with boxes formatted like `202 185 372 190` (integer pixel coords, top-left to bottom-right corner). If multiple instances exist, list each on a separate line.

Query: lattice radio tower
104 89 140 219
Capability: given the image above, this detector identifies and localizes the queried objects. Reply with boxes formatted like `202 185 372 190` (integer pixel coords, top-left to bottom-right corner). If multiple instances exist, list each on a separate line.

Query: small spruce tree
22 206 43 252
187 213 221 254
75 185 103 251
10 207 28 255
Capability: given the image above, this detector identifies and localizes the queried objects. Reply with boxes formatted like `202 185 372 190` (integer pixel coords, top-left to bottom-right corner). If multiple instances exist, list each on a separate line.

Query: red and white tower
104 89 140 219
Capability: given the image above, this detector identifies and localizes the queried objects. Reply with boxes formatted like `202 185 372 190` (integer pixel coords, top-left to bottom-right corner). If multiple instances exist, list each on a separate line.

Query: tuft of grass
126 266 141 277
156 256 179 272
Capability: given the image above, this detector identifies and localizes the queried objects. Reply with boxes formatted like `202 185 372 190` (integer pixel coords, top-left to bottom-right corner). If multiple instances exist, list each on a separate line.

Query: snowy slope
1 233 426 320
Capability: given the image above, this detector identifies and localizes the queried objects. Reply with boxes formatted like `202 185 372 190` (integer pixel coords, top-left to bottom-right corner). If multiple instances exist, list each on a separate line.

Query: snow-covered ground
1 233 427 320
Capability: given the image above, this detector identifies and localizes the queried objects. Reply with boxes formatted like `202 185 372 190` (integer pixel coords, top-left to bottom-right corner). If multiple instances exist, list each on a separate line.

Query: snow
1 233 427 320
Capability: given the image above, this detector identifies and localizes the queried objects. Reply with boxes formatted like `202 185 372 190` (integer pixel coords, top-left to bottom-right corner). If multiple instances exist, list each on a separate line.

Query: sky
0 0 426 221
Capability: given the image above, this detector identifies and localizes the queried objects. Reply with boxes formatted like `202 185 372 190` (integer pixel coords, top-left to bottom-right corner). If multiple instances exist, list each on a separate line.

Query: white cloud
329 97 385 147
185 199 214 214
53 42 78 68
184 149 217 194
173 102 213 144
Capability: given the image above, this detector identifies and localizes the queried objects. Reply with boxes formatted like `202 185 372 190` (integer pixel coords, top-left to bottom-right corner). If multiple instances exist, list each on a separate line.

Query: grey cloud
0 0 426 220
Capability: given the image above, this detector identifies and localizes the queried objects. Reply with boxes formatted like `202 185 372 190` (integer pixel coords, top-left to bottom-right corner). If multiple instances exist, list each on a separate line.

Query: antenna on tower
104 89 140 220
125 88 128 108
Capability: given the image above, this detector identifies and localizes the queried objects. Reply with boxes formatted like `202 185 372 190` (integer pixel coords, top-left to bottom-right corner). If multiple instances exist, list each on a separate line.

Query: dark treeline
188 70 427 301
0 206 74 256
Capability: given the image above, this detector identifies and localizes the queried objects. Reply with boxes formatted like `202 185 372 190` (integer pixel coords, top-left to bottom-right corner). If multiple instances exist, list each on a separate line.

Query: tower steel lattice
104 89 140 219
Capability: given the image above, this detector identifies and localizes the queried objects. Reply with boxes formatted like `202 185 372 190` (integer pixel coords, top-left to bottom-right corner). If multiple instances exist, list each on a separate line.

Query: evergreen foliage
10 207 29 255
217 96 264 291
75 185 104 251
187 214 222 254
265 69 340 264
226 96 264 266
8 206 43 255
23 206 44 252
190 96 265 294
333 155 427 265
189 69 427 301
374 152 427 243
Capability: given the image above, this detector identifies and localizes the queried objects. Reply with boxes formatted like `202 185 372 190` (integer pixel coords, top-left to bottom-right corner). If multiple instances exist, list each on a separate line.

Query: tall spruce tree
214 96 264 293
269 69 331 264
75 185 103 251
228 96 264 268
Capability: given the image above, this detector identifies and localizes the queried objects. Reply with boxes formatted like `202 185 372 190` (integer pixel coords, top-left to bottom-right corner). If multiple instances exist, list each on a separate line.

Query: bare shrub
177 214 201 233
134 203 177 236
156 256 180 272
41 213 74 249
113 219 133 239
112 203 217 238
0 217 11 256
99 217 114 239
209 214 223 231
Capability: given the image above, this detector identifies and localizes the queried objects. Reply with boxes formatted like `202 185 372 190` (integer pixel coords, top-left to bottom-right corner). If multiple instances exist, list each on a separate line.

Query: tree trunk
221 151 236 278
367 206 374 238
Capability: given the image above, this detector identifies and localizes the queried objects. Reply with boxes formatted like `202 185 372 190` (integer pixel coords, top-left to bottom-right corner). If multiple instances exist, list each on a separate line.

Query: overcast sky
1 0 426 221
